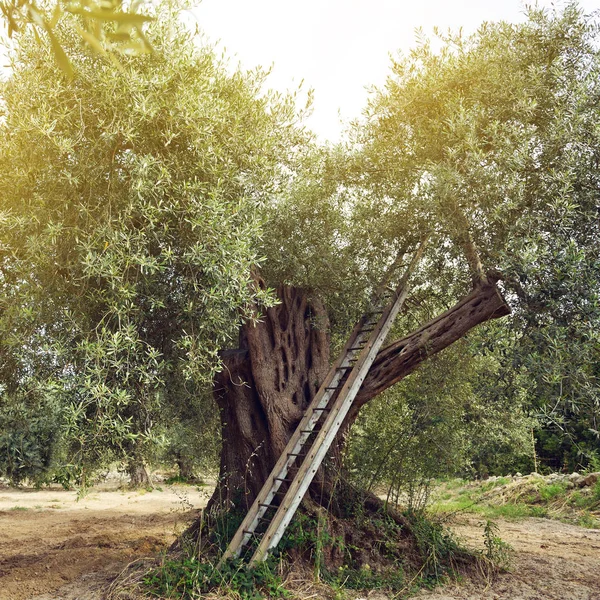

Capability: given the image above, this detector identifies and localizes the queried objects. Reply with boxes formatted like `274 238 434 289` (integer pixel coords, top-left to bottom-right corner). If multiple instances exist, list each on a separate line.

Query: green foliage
1 0 154 76
326 563 406 593
406 511 464 581
0 388 65 485
482 520 512 570
277 511 333 554
261 4 600 484
336 4 600 479
159 387 221 482
351 3 600 284
0 3 305 477
163 474 198 485
431 476 600 527
539 482 567 502
143 507 291 599
345 339 534 506
144 554 289 600
320 514 411 593
593 480 600 502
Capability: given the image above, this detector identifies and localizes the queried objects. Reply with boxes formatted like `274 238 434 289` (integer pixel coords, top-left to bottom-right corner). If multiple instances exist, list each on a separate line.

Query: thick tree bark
345 280 510 425
176 452 197 481
210 280 510 512
212 286 331 510
127 460 151 488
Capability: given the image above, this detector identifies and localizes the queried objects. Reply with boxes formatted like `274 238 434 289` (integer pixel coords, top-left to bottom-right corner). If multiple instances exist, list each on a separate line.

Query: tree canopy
265 5 597 289
261 3 600 469
0 6 307 478
1 2 599 485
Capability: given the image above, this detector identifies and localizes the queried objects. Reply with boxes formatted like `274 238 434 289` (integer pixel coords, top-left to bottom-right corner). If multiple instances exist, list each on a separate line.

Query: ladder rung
301 429 318 434
259 503 274 509
325 386 339 390
287 452 305 457
348 346 365 351
336 366 351 370
313 407 330 411
274 477 292 483
243 529 259 536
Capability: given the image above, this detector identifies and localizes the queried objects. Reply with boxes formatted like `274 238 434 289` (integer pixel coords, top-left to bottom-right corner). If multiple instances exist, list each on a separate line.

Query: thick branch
354 280 510 408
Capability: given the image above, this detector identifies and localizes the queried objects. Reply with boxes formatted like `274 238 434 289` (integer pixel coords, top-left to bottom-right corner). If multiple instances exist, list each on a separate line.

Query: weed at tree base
135 507 475 600
143 555 290 600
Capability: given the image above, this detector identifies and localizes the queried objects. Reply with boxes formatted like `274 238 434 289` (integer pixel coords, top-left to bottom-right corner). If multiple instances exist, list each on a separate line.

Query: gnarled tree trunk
176 451 197 482
210 279 510 514
127 459 151 488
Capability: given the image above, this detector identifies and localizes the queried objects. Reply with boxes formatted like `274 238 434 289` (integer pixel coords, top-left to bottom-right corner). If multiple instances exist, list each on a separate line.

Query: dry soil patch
0 483 208 600
2 486 600 599
415 515 600 600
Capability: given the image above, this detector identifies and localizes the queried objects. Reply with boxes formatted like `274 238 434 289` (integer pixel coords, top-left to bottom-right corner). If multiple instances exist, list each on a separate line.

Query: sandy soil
1 485 599 600
415 515 600 600
0 483 210 600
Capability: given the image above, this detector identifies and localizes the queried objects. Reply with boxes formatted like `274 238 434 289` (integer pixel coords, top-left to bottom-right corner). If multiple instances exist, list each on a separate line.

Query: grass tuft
430 475 600 528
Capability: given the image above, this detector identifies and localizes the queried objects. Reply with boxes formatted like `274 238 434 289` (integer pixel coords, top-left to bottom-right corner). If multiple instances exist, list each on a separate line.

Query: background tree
0 5 305 483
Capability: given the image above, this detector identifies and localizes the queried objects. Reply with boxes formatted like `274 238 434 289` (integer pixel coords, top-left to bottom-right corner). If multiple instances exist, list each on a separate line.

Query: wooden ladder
218 243 426 568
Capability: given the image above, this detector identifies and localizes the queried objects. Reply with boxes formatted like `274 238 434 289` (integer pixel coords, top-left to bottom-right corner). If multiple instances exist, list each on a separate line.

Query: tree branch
352 279 510 410
454 207 487 285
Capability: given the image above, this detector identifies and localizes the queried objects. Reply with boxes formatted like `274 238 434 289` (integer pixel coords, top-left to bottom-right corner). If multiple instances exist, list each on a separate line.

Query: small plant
539 482 567 502
406 511 464 581
144 554 289 599
592 480 600 503
165 474 203 485
481 477 509 492
278 512 333 554
482 520 512 571
326 563 405 592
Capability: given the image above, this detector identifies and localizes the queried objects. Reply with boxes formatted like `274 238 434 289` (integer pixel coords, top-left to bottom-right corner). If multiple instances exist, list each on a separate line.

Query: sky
190 0 599 142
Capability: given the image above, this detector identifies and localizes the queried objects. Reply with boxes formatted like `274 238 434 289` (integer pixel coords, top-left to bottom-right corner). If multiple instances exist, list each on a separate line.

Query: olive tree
197 5 600 563
0 6 305 482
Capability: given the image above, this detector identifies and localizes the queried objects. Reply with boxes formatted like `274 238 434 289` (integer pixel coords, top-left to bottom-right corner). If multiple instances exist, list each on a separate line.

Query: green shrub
0 398 65 486
406 511 465 580
144 555 289 600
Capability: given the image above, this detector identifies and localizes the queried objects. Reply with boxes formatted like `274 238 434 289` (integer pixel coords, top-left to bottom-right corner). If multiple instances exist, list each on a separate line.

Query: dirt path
0 483 210 600
1 485 599 599
415 515 600 600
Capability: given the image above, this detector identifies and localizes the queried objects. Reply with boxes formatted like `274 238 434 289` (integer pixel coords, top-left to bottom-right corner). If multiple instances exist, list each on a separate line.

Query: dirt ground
415 515 600 600
0 482 211 600
1 484 599 600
